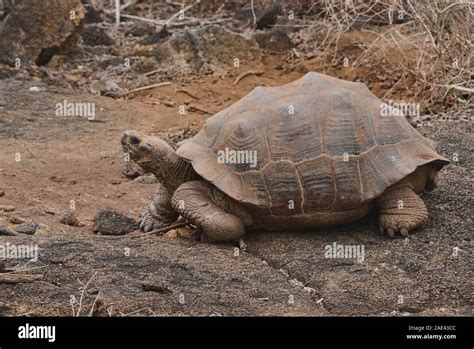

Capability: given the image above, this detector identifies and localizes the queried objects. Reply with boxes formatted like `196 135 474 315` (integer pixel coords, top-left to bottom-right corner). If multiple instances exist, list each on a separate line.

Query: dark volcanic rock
83 2 103 24
0 0 86 66
256 3 282 29
235 2 282 29
0 225 17 236
93 208 137 235
154 26 261 75
14 221 38 235
81 26 114 46
254 28 294 54
140 26 170 45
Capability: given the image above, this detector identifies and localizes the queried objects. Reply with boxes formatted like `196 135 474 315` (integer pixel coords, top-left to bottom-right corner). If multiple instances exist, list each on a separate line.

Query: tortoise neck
148 148 195 193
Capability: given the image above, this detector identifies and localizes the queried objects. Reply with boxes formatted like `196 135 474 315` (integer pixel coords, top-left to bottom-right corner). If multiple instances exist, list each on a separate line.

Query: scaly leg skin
171 181 245 243
377 186 428 238
139 182 178 232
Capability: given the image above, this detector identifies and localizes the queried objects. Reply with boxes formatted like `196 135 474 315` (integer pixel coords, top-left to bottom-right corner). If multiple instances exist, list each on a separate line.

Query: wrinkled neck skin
144 148 195 193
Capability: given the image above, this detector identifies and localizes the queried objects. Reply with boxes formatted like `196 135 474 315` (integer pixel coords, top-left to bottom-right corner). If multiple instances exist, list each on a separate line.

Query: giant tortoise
121 72 448 242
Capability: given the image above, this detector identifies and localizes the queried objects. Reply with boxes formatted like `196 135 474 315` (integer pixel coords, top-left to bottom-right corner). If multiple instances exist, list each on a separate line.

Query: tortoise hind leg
171 181 245 243
376 186 428 238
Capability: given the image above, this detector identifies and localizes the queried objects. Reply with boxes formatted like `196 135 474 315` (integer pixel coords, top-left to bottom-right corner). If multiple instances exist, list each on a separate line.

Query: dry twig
122 82 171 96
234 70 264 85
76 272 98 317
176 88 199 100
0 273 43 284
133 221 189 238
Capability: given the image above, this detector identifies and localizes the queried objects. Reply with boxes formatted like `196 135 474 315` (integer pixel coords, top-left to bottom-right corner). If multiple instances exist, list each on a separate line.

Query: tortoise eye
130 135 140 145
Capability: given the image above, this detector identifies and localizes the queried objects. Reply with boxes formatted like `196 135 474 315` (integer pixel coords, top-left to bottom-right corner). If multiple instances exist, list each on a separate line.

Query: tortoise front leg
376 186 428 238
171 181 245 243
139 182 178 232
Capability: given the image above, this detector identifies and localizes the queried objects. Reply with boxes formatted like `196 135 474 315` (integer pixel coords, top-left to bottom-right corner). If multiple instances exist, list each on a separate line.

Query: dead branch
144 69 161 77
118 14 165 25
104 0 136 14
159 100 176 107
175 88 199 100
133 221 189 238
439 1 474 14
76 271 98 317
0 273 43 284
122 82 172 96
167 17 232 29
250 0 257 31
114 0 120 26
445 85 474 94
117 14 231 28
234 70 264 85
88 291 102 317
166 1 199 26
188 105 212 115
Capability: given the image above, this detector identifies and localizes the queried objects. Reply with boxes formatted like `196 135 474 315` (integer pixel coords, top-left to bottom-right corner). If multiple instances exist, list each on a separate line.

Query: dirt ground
0 75 472 316
0 1 472 316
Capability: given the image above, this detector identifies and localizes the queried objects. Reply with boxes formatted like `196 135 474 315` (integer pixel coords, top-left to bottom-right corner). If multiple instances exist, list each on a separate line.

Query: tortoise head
121 130 174 172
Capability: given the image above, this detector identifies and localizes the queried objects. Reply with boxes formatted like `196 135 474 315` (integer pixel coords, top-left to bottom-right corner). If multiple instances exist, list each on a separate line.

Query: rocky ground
0 1 472 316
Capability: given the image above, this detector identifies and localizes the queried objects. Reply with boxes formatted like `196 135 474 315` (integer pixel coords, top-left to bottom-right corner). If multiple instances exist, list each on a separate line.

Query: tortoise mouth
121 131 142 156
121 141 134 158
121 141 134 154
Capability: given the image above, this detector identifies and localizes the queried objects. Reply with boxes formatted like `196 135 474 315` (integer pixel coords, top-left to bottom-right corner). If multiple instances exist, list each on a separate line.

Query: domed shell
177 72 448 215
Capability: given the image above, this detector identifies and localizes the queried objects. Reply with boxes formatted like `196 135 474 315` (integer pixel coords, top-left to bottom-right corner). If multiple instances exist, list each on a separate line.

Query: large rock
0 0 86 66
154 26 261 75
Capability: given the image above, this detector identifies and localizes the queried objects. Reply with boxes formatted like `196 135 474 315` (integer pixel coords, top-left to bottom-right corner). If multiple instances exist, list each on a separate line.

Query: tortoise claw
379 224 385 234
139 207 163 232
238 238 247 252
386 228 395 238
190 228 203 241
400 228 409 237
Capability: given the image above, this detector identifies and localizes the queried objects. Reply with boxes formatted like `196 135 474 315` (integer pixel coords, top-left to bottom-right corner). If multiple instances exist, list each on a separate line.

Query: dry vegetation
95 0 473 112
284 0 473 113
